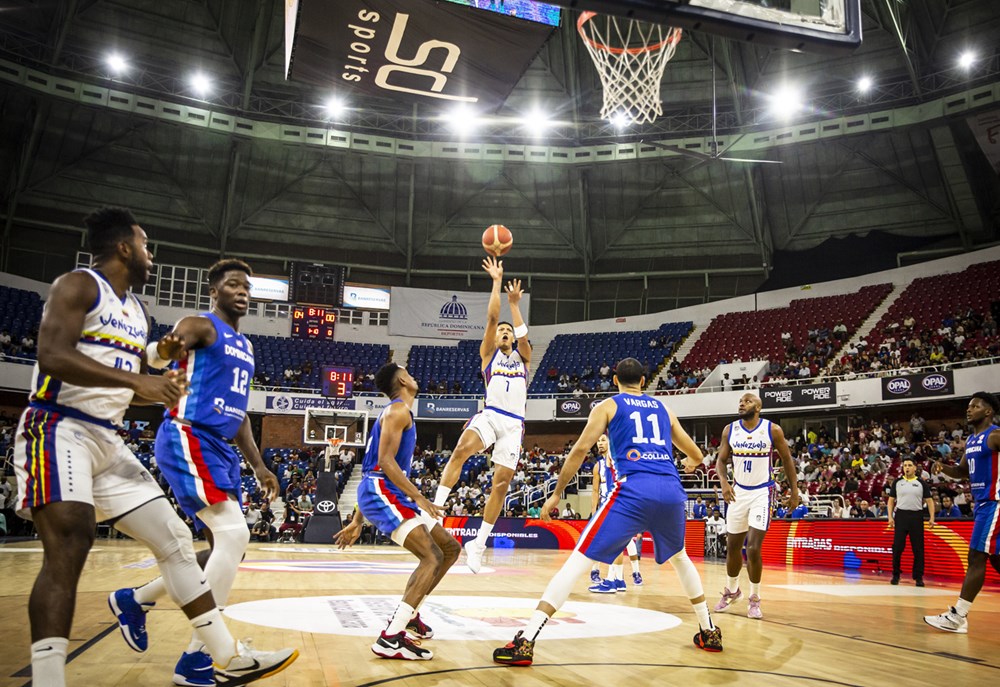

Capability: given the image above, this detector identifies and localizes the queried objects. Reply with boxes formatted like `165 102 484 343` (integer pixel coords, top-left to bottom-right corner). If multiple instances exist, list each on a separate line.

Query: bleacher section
0 285 43 362
407 339 484 395
528 322 693 394
681 284 893 374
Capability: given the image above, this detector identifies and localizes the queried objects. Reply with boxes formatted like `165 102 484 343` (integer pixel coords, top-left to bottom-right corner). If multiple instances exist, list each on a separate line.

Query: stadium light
444 105 477 136
857 75 873 93
958 51 976 70
106 53 127 74
609 111 631 130
189 72 212 97
523 107 551 136
767 85 804 120
324 96 346 117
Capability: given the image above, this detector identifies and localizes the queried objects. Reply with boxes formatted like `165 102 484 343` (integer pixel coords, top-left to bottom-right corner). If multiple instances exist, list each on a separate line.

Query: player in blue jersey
588 433 642 593
336 363 461 661
15 209 294 687
493 358 722 666
925 391 1000 634
109 259 291 686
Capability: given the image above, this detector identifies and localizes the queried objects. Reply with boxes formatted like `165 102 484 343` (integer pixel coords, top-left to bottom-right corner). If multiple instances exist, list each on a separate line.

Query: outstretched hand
505 279 523 306
156 332 187 362
482 256 503 282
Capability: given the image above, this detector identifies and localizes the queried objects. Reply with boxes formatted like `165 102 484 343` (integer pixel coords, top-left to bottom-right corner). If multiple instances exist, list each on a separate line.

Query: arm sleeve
922 481 931 498
886 481 896 498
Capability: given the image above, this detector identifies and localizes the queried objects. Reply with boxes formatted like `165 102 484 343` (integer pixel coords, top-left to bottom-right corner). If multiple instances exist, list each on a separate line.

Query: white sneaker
464 539 486 574
923 608 968 634
214 640 299 686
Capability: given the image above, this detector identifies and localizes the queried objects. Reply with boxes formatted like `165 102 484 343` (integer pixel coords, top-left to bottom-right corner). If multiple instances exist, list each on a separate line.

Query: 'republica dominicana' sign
761 382 838 409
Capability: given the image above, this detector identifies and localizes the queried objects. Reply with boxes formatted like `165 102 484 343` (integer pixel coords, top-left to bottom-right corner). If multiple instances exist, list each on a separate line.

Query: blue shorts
357 474 423 537
575 473 687 565
155 420 241 525
970 500 1000 555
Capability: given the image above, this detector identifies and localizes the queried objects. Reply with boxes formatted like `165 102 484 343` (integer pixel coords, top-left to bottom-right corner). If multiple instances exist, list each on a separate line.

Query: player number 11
629 411 666 446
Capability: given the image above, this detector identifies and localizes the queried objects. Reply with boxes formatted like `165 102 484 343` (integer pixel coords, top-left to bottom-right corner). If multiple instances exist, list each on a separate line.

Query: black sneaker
693 626 723 652
406 613 434 639
371 631 433 660
890 576 900 585
915 579 925 587
493 630 534 666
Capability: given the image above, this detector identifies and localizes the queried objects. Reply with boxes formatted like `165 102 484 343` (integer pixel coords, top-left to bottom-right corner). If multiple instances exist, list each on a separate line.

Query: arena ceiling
0 1 998 323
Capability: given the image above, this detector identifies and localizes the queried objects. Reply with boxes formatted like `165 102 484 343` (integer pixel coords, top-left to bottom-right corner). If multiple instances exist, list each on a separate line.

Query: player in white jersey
714 393 798 619
13 208 296 686
589 434 642 593
434 256 530 572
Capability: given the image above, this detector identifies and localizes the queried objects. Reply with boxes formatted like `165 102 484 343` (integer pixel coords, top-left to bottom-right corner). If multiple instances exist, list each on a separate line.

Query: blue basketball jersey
361 400 416 477
168 313 254 439
966 425 1000 502
598 453 618 503
606 393 678 478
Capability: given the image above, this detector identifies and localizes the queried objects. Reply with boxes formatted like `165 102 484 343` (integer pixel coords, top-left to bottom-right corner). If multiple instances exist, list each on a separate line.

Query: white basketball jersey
30 269 148 424
728 418 774 488
483 348 527 419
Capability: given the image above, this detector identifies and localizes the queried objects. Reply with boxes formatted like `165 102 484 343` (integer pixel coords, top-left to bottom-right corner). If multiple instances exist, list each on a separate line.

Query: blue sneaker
614 579 627 592
590 568 601 583
173 650 215 687
589 579 616 594
108 588 153 652
633 571 643 586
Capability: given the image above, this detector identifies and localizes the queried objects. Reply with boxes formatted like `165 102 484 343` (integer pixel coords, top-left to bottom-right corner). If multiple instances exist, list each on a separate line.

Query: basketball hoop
327 437 344 450
577 11 683 125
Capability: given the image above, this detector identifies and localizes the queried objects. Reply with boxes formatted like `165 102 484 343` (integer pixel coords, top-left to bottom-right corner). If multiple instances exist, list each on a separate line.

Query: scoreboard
291 306 336 340
322 366 354 397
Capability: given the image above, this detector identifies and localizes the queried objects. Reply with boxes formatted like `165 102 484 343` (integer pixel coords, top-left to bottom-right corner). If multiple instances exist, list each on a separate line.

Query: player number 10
628 411 666 446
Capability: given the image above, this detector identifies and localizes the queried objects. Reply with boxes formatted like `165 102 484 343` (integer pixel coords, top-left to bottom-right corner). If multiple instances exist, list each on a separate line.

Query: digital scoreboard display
291 305 336 340
322 366 355 398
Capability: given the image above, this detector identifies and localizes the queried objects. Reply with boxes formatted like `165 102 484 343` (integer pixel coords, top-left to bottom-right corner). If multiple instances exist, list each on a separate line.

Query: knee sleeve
198 500 250 607
540 551 594 611
626 538 638 557
668 550 705 600
115 499 210 607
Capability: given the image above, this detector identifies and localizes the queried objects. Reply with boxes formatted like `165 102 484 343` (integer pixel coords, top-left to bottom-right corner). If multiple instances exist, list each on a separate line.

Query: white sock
692 601 715 631
32 637 68 687
475 520 494 545
613 564 624 581
524 609 550 642
955 598 972 617
631 558 640 574
189 608 237 665
133 577 167 605
727 576 740 593
592 563 599 572
386 601 416 635
749 582 761 598
433 486 451 507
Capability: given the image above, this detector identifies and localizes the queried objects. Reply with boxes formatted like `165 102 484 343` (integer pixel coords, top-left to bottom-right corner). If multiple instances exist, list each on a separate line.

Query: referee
887 457 936 586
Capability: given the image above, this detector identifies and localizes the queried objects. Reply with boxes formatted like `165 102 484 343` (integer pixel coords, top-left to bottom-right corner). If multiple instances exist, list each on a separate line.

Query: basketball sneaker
591 568 601 583
464 539 486 574
632 571 643 586
747 594 763 619
406 613 434 639
614 579 627 592
923 608 968 634
173 650 214 687
371 631 433 660
214 640 299 684
493 630 534 666
713 587 742 612
108 588 153 652
693 626 724 652
589 579 616 594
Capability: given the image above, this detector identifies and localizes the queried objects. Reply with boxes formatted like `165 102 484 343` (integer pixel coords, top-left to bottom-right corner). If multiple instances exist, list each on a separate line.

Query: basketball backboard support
554 0 861 53
303 408 368 448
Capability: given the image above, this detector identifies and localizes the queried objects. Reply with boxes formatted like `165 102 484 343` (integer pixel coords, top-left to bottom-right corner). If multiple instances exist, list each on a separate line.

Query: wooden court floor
1 539 998 687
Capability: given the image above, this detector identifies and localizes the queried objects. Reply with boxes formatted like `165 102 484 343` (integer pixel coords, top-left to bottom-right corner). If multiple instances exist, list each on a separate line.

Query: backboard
303 408 368 448
554 0 861 53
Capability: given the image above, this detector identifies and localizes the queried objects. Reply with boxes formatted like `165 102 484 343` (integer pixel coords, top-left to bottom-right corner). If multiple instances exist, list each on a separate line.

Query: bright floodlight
524 108 551 136
444 106 476 136
958 51 975 70
324 96 345 117
609 111 630 129
190 72 212 96
857 76 872 92
768 85 803 120
106 53 127 74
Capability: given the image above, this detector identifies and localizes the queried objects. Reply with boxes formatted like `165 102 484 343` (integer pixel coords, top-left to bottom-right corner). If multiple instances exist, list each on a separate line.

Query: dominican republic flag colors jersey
606 393 679 480
361 400 417 477
966 425 1000 503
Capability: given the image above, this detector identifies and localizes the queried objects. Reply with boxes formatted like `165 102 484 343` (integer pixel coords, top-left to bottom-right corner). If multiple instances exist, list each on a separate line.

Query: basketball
482 224 513 257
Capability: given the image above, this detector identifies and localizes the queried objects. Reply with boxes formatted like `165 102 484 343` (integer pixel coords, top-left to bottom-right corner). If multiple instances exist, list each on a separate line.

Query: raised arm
146 315 217 369
506 278 531 366
480 256 503 364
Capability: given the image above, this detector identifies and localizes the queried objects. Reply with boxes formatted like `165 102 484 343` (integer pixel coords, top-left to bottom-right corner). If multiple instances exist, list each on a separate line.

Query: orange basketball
482 224 513 257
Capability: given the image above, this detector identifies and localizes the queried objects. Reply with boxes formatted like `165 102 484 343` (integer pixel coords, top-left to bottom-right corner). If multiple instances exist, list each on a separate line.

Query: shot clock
322 366 354 397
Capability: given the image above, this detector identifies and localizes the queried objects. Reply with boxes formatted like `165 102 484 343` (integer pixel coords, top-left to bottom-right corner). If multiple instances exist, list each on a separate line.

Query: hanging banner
389 286 530 340
881 371 955 400
761 382 838 409
967 109 1000 176
285 0 556 111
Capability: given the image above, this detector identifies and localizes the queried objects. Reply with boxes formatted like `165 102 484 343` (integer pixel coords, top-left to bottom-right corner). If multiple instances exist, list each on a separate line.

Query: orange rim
576 11 682 56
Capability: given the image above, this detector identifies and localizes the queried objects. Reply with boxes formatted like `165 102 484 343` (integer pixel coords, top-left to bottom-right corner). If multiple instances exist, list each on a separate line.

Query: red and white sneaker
371 631 433 660
406 613 434 639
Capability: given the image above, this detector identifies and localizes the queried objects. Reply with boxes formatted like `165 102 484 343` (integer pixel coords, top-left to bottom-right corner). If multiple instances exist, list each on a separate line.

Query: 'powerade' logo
561 400 581 414
922 374 948 391
886 378 911 395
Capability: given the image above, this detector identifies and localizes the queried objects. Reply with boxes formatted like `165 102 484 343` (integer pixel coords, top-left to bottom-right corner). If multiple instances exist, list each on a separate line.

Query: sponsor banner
881 370 954 400
416 398 480 420
248 390 354 414
389 286 530 340
761 382 838 409
353 394 392 415
341 283 390 310
249 275 289 301
285 0 555 111
756 519 974 579
555 396 604 419
967 109 1000 175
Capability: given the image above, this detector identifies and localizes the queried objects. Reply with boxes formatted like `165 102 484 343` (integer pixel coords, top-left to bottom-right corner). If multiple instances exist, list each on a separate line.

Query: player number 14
231 367 249 395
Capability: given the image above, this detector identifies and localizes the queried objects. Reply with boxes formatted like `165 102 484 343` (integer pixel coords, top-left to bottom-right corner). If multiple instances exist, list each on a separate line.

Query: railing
504 473 578 516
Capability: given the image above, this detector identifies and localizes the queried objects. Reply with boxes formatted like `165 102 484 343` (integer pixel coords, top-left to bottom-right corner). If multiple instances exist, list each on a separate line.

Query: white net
577 12 683 125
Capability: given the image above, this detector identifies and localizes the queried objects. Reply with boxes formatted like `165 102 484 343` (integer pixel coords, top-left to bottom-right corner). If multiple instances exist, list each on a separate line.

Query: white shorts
465 409 524 470
725 484 775 534
14 407 164 522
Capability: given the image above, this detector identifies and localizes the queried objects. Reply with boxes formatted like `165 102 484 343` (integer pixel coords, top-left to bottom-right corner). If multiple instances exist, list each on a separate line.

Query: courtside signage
880 371 954 400
761 382 837 409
